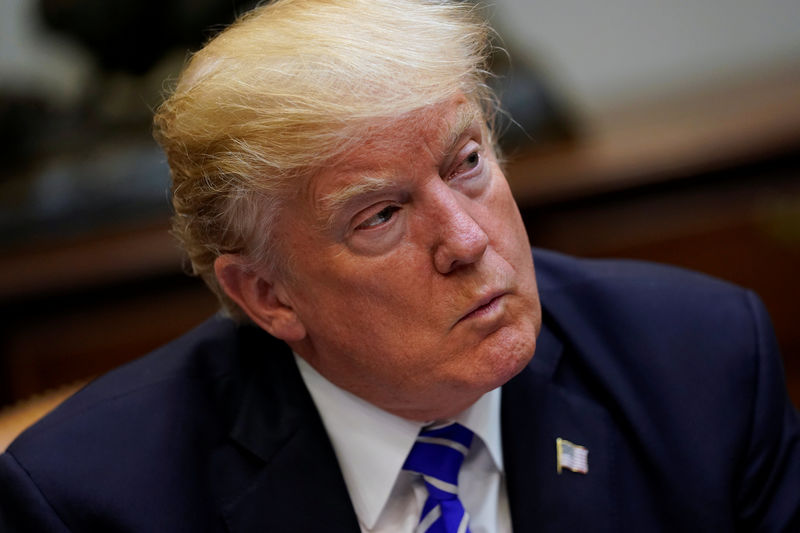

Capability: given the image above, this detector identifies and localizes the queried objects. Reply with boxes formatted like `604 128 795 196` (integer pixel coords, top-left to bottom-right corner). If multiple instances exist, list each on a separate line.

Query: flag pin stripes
556 437 589 474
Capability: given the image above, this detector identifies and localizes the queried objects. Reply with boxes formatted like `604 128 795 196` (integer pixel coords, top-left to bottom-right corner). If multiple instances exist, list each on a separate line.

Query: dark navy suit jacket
1 249 798 531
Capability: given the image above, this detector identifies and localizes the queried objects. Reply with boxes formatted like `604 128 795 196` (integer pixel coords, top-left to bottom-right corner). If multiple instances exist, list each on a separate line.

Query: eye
462 151 480 170
448 143 484 182
355 204 400 230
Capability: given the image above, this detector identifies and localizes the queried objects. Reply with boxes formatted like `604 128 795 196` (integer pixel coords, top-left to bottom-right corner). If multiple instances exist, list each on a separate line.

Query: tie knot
403 422 474 501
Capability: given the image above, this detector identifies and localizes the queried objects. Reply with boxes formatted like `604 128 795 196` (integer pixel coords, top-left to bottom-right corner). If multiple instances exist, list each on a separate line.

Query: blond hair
153 0 496 319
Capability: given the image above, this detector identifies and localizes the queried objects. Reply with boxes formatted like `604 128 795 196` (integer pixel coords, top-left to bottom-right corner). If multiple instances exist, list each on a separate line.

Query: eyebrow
318 175 395 229
318 103 482 228
440 104 482 160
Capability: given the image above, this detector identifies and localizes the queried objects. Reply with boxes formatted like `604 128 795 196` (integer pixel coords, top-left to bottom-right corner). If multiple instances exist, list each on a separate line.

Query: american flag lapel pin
556 437 589 474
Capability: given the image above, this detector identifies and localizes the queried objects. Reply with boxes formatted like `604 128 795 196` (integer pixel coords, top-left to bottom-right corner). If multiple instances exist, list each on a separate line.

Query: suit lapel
215 326 360 533
502 319 619 532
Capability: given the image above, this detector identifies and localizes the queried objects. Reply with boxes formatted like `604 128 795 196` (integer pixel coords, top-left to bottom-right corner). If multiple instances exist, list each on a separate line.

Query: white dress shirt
295 355 512 533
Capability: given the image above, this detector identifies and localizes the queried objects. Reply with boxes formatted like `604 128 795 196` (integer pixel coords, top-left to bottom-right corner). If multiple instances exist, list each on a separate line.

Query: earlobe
214 255 307 342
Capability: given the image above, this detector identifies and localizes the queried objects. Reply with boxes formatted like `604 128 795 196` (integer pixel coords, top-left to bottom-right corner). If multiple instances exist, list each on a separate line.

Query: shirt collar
454 383 504 472
294 354 504 529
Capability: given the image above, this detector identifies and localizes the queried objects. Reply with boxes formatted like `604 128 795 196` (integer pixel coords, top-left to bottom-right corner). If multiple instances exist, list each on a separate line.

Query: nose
432 188 489 274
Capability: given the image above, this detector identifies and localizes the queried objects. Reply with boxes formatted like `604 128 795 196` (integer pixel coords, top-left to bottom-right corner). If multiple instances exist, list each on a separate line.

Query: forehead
343 97 479 164
308 97 482 216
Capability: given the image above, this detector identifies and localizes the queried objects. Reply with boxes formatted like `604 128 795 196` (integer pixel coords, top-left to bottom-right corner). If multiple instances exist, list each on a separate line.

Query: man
1 0 798 531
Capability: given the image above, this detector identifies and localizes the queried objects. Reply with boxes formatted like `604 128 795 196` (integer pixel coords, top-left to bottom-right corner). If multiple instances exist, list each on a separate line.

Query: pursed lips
455 289 508 326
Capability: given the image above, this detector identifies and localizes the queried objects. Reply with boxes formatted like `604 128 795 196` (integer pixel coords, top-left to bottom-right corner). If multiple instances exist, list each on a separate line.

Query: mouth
457 290 508 324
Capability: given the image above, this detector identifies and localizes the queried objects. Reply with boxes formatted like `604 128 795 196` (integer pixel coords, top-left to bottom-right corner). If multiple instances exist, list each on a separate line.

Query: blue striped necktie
402 422 474 533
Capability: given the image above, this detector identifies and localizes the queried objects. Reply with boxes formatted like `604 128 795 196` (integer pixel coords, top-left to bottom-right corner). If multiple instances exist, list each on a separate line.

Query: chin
475 324 537 390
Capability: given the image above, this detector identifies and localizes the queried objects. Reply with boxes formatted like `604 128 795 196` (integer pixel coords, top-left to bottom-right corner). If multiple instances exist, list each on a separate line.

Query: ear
214 254 307 342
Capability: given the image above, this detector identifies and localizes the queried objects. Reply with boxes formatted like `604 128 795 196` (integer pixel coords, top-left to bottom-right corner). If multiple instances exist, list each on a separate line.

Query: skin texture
216 95 541 421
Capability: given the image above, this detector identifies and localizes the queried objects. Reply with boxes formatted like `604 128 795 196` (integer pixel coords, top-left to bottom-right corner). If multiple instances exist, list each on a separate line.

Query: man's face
275 95 540 421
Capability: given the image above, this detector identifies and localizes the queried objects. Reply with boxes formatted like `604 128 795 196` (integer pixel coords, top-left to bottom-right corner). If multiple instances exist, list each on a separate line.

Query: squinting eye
356 205 400 230
452 150 481 177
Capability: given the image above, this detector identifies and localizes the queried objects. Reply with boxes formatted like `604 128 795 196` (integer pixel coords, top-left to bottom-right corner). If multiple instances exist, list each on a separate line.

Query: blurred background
0 0 798 421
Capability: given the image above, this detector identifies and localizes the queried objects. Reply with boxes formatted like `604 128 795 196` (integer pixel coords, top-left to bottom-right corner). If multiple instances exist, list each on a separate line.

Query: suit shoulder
20 316 228 418
533 247 741 298
532 248 765 415
7 314 256 456
530 250 799 530
2 315 291 531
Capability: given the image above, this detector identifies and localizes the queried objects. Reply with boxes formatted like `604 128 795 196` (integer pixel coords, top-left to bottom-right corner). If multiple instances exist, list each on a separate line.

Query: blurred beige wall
491 0 800 120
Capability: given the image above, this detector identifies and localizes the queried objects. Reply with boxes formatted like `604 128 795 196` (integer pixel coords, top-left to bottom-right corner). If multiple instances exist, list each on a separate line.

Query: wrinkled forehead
305 96 484 217
322 96 481 180
348 96 481 160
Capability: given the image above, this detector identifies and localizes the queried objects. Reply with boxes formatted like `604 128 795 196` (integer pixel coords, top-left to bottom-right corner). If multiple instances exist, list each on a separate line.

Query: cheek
483 175 529 246
295 249 431 326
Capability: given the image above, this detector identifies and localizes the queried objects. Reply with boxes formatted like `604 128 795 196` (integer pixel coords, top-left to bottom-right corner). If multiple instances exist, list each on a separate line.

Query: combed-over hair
153 0 496 319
